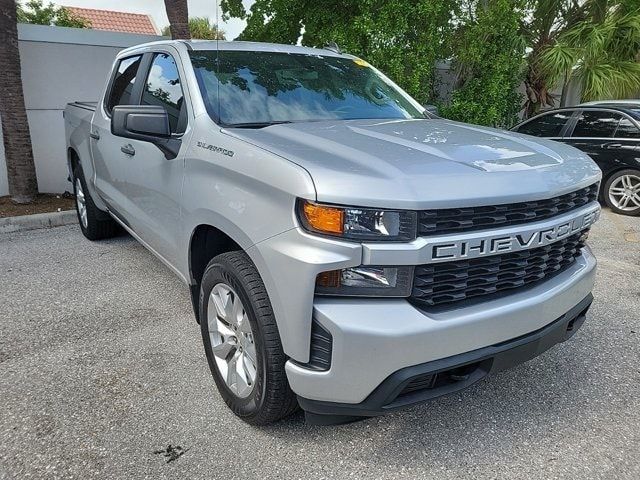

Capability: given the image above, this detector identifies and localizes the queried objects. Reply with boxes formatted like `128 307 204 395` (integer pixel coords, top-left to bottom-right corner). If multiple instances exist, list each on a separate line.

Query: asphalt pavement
0 208 638 479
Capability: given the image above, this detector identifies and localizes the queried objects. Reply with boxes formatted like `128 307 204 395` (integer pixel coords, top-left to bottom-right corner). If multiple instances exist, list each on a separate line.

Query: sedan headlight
297 199 417 242
316 266 414 297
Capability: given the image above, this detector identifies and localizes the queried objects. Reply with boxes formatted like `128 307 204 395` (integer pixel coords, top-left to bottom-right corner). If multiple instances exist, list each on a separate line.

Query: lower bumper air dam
299 294 593 425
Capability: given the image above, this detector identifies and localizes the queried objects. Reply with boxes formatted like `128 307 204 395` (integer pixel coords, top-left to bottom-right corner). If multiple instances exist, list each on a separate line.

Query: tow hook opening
565 304 591 339
398 361 485 398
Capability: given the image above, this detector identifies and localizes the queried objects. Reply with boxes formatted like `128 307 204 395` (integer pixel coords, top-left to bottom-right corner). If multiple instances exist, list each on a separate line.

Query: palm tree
164 0 190 40
540 0 640 102
0 0 38 203
162 17 225 40
521 0 586 117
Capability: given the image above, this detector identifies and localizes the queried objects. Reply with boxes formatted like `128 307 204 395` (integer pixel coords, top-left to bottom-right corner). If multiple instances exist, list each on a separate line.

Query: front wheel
199 251 298 425
604 169 640 216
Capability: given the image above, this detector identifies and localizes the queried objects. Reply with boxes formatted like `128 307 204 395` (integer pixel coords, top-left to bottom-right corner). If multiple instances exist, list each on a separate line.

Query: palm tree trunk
0 0 38 204
164 0 190 40
559 73 569 107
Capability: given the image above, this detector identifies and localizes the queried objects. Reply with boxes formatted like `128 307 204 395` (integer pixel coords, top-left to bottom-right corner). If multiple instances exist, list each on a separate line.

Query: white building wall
0 24 162 196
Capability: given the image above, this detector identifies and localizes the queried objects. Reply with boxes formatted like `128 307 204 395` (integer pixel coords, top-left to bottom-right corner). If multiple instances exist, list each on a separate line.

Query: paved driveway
0 209 638 479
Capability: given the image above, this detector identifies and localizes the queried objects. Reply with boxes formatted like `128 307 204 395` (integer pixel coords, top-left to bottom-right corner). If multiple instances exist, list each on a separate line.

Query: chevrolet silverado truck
64 40 601 425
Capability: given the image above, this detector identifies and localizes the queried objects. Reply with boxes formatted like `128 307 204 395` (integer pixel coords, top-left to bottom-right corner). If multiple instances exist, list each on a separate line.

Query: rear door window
571 111 621 138
615 117 640 138
516 111 572 137
140 53 186 134
106 55 143 113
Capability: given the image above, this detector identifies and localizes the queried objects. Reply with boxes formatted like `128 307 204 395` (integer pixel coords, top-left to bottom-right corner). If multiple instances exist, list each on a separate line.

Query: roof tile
64 6 159 35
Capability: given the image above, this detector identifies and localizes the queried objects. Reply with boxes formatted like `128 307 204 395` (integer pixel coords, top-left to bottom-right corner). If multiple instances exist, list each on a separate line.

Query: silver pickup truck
64 40 601 425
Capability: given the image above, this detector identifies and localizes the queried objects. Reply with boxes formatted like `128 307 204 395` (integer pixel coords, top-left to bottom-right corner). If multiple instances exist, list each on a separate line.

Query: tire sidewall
604 169 640 216
199 258 268 420
72 166 90 237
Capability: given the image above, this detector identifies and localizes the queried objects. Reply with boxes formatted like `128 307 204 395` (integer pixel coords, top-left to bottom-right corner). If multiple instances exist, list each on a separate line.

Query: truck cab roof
119 40 349 58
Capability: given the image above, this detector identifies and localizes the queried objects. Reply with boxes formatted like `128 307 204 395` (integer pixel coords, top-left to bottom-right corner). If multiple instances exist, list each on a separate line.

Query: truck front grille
417 183 598 236
411 231 588 308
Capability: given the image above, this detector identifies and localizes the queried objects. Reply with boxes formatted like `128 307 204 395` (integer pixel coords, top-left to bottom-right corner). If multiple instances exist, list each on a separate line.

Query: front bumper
298 293 592 424
285 246 597 405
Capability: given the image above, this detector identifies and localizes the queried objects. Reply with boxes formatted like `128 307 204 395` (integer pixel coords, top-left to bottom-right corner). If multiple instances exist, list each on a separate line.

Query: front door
115 50 190 267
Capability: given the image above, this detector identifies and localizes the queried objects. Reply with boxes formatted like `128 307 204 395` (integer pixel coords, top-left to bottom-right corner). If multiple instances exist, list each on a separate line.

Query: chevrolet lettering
430 205 600 261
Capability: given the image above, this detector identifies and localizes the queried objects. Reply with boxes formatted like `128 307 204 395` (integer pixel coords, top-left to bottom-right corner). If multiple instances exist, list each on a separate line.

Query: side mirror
111 105 170 139
111 105 180 159
422 104 439 117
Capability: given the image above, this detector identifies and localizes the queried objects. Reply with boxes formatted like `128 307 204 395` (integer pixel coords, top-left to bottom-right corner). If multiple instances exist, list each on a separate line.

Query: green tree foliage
221 0 638 126
161 16 225 40
221 0 457 103
16 0 90 28
521 0 585 117
540 0 640 102
440 0 527 127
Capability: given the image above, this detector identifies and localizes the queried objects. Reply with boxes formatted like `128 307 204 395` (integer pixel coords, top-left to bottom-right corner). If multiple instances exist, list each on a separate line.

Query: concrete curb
0 210 77 234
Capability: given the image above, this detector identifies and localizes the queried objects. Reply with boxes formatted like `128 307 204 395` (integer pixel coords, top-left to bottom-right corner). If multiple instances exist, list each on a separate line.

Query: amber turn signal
302 202 344 235
316 269 342 288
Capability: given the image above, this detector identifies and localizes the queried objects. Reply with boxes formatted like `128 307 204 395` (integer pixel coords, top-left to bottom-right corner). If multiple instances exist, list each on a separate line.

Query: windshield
189 50 425 126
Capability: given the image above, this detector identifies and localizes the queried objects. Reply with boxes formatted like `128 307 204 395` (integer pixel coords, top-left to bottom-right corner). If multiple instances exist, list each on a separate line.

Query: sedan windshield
189 50 425 127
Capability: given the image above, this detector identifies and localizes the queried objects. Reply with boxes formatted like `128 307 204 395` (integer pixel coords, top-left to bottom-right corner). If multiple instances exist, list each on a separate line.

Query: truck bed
67 101 97 112
64 101 98 185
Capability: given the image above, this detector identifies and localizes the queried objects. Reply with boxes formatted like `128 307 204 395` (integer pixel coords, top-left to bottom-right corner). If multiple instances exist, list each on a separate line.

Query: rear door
563 109 640 176
91 54 144 212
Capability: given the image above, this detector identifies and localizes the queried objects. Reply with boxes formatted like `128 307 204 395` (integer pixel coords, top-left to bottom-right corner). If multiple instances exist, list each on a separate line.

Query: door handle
89 131 100 140
121 144 136 156
603 142 622 149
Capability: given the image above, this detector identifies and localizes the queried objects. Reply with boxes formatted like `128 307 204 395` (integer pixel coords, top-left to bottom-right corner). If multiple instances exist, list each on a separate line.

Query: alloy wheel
75 178 88 228
608 174 640 211
207 283 257 398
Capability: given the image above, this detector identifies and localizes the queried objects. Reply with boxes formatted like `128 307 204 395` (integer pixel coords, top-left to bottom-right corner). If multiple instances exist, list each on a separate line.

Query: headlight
315 266 414 297
297 199 417 241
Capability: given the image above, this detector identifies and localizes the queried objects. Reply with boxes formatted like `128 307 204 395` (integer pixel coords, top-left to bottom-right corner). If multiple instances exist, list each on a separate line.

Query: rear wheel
72 165 119 240
604 169 640 216
200 251 298 425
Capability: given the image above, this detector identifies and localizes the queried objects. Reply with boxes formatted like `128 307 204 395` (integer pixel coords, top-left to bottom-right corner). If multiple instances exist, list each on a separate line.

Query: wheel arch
67 147 80 180
187 223 246 323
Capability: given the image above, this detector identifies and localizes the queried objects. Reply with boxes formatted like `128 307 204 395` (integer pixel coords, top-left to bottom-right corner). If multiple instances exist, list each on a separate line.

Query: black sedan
511 102 640 216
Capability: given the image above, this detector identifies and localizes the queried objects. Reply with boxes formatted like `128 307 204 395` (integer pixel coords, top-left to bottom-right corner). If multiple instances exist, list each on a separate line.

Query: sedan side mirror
111 105 180 159
422 104 439 117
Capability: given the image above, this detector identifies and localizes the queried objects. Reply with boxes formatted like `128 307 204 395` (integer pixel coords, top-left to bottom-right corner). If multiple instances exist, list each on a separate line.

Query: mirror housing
111 105 169 139
111 105 180 159
422 104 439 117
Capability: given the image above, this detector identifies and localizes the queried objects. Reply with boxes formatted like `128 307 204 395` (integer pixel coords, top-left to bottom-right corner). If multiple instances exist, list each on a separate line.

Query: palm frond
539 41 579 87
579 61 640 100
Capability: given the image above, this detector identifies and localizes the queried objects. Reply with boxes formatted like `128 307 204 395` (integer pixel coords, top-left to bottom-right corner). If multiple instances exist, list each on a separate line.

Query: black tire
72 165 120 240
199 251 298 425
603 169 640 216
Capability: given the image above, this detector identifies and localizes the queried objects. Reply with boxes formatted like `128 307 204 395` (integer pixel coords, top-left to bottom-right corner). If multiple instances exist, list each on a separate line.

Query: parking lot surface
1 209 639 479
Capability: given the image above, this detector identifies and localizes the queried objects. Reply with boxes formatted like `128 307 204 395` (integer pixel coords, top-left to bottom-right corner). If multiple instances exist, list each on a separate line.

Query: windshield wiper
226 120 293 129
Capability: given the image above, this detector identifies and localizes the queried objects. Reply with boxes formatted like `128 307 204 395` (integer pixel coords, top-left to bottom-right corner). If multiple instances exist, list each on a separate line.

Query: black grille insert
411 231 588 308
418 183 598 236
305 320 332 371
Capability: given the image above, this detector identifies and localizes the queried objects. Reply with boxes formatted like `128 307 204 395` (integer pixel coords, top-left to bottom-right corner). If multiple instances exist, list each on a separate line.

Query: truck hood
225 118 601 209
